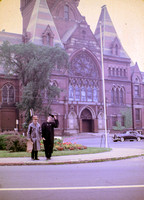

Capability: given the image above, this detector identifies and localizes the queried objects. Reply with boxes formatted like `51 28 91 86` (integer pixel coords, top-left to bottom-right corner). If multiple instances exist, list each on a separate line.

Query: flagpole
100 21 108 148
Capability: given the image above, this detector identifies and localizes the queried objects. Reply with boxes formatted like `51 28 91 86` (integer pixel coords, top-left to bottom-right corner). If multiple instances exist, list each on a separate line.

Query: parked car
113 130 144 142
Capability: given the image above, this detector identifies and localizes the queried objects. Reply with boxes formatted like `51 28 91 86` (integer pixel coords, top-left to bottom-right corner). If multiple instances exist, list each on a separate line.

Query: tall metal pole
100 21 108 148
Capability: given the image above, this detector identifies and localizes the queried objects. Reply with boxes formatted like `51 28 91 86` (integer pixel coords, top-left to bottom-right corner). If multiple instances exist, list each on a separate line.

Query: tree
0 41 69 127
120 107 132 129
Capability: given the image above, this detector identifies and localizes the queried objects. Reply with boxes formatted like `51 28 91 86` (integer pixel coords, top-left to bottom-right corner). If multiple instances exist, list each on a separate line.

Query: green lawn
0 147 111 158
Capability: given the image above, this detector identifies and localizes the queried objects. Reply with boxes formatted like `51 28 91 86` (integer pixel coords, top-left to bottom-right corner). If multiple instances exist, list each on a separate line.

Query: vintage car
113 130 144 142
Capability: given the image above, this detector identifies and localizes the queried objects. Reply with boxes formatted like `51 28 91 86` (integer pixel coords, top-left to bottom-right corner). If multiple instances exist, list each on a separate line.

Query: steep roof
94 5 129 59
26 0 63 46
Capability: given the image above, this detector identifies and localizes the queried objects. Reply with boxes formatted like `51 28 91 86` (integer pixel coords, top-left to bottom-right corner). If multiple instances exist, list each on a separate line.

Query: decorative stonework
69 51 98 78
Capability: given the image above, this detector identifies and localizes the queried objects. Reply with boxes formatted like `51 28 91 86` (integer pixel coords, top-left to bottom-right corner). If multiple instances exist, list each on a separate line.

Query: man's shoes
35 158 40 160
46 157 51 160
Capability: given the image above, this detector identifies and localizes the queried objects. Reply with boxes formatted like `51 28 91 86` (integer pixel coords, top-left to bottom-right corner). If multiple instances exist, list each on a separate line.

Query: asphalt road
70 136 144 149
0 157 144 200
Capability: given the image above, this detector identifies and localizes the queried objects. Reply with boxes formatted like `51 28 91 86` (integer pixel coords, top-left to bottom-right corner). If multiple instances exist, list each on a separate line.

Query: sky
0 0 144 72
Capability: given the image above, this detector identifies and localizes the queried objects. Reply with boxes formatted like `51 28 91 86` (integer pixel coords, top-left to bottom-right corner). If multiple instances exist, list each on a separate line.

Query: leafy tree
0 41 69 127
120 107 132 129
112 107 132 131
113 121 125 131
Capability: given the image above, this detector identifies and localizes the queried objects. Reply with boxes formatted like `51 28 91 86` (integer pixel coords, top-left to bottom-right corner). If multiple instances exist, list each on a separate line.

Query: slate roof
26 0 63 46
94 5 130 59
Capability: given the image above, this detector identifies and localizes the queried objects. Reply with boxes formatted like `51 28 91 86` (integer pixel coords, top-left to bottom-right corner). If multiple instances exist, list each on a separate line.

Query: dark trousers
31 150 38 160
43 140 52 159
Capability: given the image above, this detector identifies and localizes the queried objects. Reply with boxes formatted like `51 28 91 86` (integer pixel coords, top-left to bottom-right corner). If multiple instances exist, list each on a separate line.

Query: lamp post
100 21 108 148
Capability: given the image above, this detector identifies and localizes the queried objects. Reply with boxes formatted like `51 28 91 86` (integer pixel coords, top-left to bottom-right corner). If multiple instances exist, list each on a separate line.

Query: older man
27 115 42 160
42 114 59 160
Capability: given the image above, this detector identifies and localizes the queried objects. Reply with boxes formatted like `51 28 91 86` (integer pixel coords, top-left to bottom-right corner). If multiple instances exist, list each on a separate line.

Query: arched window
42 25 54 46
81 87 86 101
64 5 69 20
108 67 111 76
115 88 119 104
87 87 92 102
116 68 119 76
112 68 115 76
75 85 80 101
93 87 98 102
69 85 74 101
9 86 14 103
47 33 50 46
2 84 15 104
120 68 123 76
2 85 7 103
119 88 124 104
115 44 119 55
82 30 86 39
111 88 115 103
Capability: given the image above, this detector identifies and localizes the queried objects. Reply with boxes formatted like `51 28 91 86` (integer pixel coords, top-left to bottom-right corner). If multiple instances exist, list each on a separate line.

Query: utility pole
100 21 108 148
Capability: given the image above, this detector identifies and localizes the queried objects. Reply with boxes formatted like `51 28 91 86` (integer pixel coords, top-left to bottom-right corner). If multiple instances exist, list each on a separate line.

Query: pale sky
0 0 144 72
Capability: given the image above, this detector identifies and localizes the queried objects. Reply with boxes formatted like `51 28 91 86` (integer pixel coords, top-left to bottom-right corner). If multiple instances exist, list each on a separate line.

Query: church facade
0 0 144 135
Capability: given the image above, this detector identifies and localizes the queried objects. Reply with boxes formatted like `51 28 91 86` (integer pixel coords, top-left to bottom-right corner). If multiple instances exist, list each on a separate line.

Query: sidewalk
0 148 144 166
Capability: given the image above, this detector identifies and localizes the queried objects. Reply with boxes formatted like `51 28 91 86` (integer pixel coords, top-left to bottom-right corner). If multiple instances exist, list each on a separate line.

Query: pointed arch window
81 87 86 101
134 77 140 97
69 85 74 101
2 84 15 104
116 68 119 76
87 87 92 102
119 89 124 104
115 44 119 55
111 88 115 103
9 86 14 103
93 87 98 102
75 85 80 101
42 25 54 46
115 88 119 104
64 5 69 20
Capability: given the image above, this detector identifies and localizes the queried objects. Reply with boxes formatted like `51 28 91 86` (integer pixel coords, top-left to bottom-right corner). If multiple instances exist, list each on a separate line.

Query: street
69 135 144 149
0 157 144 200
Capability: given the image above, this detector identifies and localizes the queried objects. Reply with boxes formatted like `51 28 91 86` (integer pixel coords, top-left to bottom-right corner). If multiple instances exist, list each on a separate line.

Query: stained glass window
69 85 74 101
75 86 80 101
87 87 92 102
81 87 86 101
93 87 98 102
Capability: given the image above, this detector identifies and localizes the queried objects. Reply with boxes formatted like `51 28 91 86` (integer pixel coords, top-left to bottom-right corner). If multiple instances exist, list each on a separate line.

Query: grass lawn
0 147 111 158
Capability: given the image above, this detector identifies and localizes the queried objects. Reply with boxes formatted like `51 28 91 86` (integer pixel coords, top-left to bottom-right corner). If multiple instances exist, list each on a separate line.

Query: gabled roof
131 62 144 82
94 5 129 59
61 24 78 44
26 0 63 46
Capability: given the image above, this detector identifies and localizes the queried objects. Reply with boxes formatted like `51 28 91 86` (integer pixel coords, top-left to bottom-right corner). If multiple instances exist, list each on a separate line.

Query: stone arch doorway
80 108 93 132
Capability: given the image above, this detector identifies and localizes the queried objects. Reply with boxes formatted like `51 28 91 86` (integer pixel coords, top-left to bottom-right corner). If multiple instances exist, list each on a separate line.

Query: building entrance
80 108 93 132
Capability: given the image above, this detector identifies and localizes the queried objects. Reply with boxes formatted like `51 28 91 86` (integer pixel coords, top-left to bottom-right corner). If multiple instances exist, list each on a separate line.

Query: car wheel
137 137 141 142
120 137 124 142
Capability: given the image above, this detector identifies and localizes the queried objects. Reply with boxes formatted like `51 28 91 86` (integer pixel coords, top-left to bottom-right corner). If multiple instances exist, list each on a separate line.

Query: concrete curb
0 148 144 166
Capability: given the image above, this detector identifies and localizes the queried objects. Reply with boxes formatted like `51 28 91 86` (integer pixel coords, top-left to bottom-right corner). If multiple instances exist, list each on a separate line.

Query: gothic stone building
0 0 144 135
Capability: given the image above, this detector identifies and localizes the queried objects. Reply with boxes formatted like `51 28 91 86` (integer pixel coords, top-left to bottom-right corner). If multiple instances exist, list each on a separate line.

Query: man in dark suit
42 114 59 160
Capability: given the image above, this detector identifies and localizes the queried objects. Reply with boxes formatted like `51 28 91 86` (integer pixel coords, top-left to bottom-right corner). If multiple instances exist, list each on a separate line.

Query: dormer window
115 44 119 55
134 77 141 97
82 30 86 39
42 25 54 46
111 37 121 56
64 5 69 20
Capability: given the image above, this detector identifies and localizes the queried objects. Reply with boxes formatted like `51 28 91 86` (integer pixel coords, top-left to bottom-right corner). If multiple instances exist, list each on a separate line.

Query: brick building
0 0 144 134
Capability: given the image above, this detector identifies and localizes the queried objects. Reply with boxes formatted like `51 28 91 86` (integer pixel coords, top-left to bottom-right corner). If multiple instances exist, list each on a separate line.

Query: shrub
5 135 27 152
0 131 19 135
0 135 8 150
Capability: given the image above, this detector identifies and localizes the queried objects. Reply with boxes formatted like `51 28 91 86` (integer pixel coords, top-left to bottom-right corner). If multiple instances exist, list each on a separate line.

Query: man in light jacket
27 115 42 160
